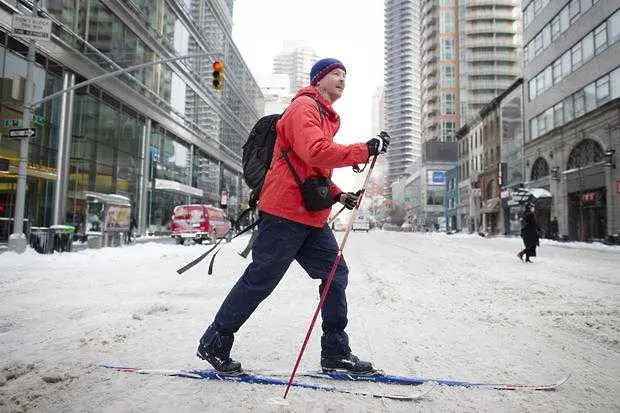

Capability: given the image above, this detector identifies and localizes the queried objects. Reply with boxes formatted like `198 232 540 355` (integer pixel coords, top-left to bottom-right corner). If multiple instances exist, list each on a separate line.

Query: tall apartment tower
420 0 521 142
384 0 422 197
273 42 319 94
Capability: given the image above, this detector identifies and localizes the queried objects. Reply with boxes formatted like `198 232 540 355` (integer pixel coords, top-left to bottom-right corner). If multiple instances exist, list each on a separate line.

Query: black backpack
241 94 324 208
241 113 281 207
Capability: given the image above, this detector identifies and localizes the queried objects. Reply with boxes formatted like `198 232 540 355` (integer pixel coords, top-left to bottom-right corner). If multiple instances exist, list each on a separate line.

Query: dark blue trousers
202 212 351 359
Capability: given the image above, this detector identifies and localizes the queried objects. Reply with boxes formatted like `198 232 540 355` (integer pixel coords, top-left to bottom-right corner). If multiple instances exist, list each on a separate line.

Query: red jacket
259 86 370 228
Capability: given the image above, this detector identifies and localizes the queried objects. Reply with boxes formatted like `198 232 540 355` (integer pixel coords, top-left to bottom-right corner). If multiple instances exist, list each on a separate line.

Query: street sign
11 15 52 40
8 128 36 138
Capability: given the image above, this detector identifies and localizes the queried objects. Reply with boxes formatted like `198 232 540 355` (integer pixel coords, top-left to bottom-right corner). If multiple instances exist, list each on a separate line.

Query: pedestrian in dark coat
518 203 539 263
196 58 391 374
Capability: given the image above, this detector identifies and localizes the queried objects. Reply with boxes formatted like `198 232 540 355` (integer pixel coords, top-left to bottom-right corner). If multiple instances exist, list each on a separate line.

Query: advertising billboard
427 170 446 186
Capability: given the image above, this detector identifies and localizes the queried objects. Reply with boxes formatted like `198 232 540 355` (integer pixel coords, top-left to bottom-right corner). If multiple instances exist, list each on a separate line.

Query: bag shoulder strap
278 93 326 188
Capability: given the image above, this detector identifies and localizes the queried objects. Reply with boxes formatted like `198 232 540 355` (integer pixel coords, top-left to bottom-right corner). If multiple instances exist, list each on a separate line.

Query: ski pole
283 153 380 399
327 205 346 226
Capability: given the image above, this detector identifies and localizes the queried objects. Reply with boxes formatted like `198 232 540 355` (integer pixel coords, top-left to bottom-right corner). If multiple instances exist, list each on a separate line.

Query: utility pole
8 1 45 253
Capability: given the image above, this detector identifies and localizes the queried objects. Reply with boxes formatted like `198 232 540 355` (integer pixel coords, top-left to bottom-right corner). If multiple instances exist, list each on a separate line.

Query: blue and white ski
291 370 570 391
99 365 429 401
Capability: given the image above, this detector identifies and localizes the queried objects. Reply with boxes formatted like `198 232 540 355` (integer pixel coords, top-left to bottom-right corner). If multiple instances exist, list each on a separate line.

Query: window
441 39 454 60
562 50 572 75
442 121 456 140
441 65 455 87
611 67 620 99
529 78 537 100
551 15 561 40
571 43 582 70
544 66 553 89
560 7 570 33
574 89 585 117
442 93 456 114
552 59 562 84
596 75 609 101
610 10 620 44
569 0 580 23
441 10 454 32
530 118 538 139
584 82 596 111
563 95 574 122
542 26 551 48
594 23 607 52
554 102 563 126
582 32 594 62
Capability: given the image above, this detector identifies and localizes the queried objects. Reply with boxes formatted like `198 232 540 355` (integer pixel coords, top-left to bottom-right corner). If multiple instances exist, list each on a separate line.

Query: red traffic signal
212 60 224 90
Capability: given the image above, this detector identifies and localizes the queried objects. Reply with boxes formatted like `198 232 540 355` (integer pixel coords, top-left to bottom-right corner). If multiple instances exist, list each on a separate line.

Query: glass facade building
0 0 262 240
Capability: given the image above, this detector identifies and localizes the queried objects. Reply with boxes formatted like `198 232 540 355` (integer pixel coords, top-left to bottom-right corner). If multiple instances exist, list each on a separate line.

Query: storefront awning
155 179 203 198
508 187 551 204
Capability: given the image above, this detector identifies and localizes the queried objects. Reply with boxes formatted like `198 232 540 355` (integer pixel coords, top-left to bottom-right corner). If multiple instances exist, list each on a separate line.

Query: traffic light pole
8 50 215 253
8 1 38 253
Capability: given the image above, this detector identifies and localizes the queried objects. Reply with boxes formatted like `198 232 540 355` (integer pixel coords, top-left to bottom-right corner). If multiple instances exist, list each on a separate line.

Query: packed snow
1 231 619 412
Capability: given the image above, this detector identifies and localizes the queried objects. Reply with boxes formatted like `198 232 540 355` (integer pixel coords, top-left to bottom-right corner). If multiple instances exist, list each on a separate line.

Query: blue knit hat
310 58 346 86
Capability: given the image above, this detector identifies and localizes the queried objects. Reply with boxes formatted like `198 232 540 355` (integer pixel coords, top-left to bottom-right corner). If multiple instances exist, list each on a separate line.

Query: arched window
530 157 549 180
566 139 604 169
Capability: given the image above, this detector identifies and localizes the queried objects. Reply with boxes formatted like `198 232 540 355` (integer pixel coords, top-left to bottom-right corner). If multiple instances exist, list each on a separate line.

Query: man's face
317 68 346 102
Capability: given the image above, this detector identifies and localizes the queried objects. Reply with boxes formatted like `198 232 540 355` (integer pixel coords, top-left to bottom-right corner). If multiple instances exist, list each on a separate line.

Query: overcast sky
231 0 384 144
231 0 385 190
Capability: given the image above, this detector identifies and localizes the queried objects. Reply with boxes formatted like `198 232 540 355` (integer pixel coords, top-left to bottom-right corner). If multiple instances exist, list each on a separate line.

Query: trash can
51 225 75 252
29 227 55 254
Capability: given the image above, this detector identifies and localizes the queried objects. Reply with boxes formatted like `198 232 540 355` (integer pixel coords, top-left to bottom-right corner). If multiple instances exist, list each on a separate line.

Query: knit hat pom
310 58 346 86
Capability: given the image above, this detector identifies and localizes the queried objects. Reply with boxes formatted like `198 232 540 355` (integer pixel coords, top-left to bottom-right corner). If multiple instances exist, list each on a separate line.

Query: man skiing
196 58 390 374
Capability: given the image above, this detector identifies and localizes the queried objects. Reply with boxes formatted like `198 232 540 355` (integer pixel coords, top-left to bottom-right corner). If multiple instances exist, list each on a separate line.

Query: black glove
366 130 391 156
337 191 361 210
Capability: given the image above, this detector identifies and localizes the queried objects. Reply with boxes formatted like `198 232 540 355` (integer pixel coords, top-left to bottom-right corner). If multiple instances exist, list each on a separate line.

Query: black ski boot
197 326 242 374
321 353 376 374
196 343 242 374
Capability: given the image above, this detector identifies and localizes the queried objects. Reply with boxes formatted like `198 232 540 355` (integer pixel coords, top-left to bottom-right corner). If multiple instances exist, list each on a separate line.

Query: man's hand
366 130 391 156
337 191 361 210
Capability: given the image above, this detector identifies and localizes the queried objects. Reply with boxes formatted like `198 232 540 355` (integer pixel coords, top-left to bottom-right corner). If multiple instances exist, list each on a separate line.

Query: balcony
469 65 518 76
422 1 437 17
469 79 514 91
464 36 517 48
468 50 518 62
465 9 515 21
467 0 516 7
467 23 516 35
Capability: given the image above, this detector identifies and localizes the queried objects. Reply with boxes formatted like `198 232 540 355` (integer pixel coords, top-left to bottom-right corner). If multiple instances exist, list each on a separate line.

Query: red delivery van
170 204 231 245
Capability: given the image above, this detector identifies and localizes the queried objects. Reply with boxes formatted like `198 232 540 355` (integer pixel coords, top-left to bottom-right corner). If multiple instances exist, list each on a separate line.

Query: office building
0 0 262 244
522 0 619 242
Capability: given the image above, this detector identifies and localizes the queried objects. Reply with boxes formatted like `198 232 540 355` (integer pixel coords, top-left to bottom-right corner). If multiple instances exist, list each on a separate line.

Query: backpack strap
278 93 326 186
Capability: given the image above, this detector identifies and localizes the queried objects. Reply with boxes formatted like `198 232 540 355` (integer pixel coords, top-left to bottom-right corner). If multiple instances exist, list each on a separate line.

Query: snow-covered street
1 231 619 412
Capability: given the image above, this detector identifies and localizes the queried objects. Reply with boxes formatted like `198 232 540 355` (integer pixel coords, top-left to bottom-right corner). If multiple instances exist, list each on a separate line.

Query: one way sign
8 128 36 139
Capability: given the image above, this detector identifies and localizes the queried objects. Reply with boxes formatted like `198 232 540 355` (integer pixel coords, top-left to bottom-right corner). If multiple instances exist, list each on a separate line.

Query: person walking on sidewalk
196 58 390 374
518 203 540 263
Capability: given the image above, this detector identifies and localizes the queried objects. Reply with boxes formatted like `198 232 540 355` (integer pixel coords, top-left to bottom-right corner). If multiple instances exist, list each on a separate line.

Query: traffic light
212 60 224 90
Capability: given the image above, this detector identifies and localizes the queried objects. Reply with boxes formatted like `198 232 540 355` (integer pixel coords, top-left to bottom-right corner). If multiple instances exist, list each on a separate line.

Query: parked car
170 204 231 245
352 213 370 232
